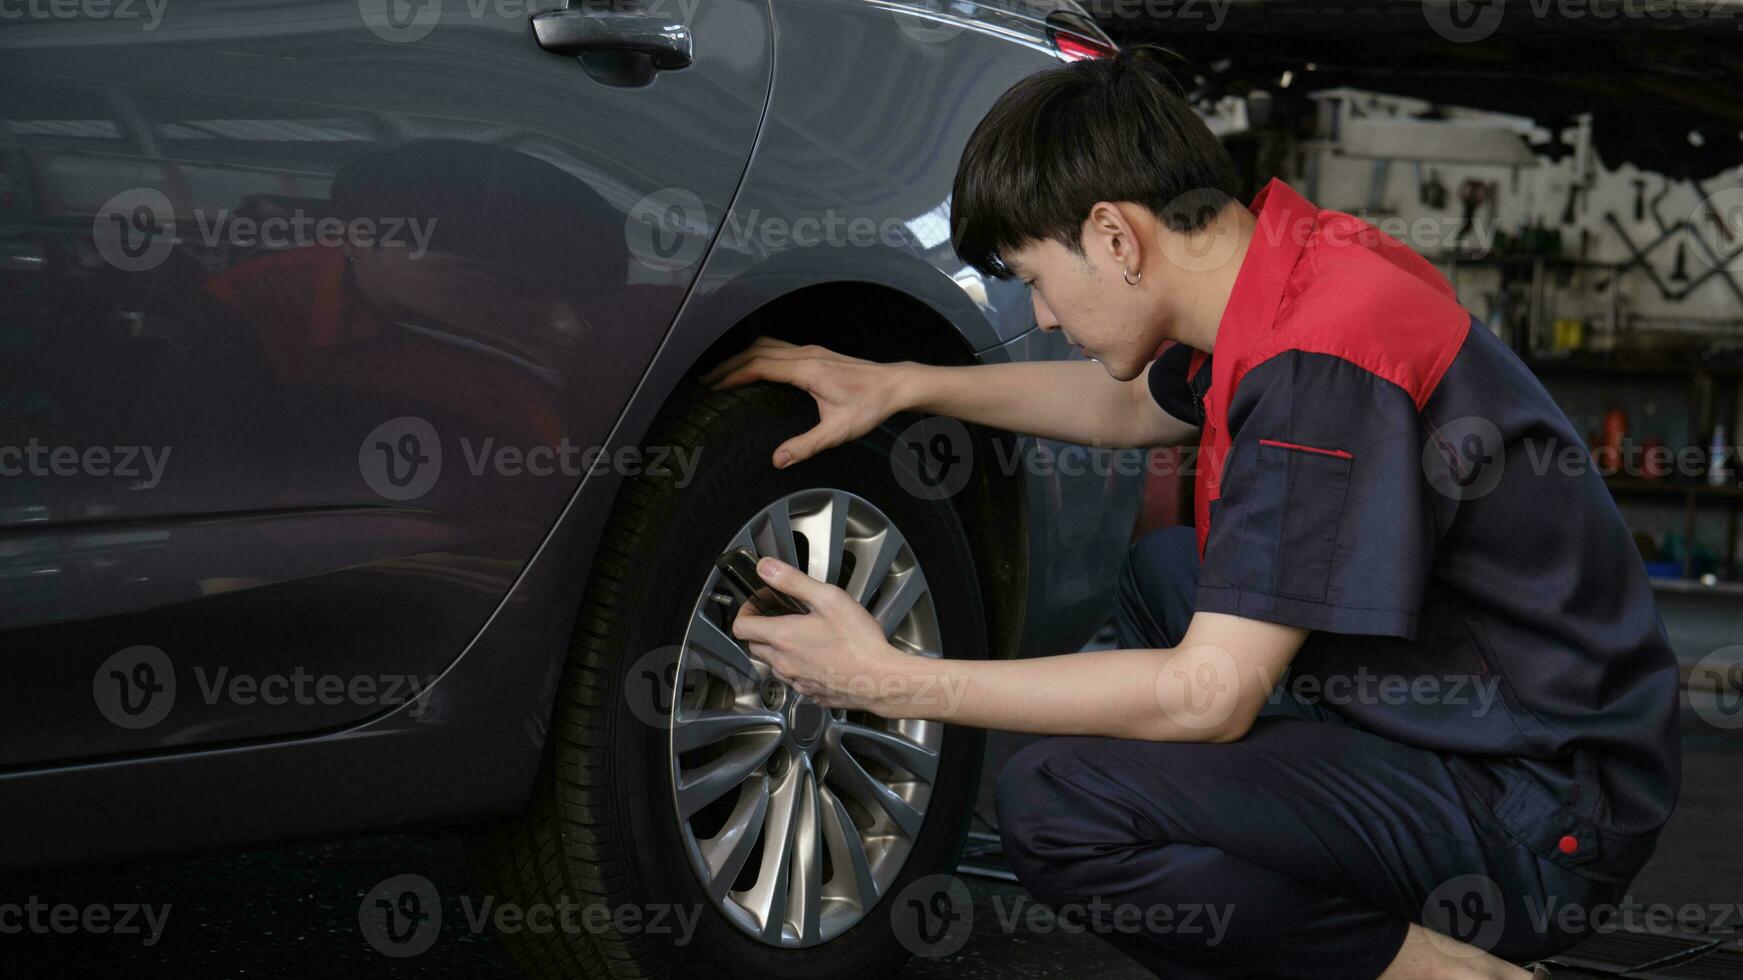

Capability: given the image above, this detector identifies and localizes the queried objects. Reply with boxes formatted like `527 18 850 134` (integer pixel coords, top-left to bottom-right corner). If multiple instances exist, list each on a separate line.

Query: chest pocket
1251 439 1353 602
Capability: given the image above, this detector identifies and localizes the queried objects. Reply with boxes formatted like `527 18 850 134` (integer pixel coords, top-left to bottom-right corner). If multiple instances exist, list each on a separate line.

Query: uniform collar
1207 178 1318 371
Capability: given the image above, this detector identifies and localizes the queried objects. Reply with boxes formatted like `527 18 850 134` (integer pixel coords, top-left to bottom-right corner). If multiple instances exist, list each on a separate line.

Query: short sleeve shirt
1149 179 1682 884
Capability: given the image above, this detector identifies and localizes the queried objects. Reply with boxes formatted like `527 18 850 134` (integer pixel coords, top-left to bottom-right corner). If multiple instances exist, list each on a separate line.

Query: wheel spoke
673 707 783 754
677 733 780 818
870 566 927 637
742 759 804 942
792 490 850 587
700 778 771 901
686 610 759 692
754 497 801 567
844 528 900 607
819 785 878 911
823 738 923 838
791 766 824 945
836 722 938 783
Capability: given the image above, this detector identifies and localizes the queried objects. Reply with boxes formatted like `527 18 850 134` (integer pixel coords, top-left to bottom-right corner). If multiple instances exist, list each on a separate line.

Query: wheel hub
788 698 826 747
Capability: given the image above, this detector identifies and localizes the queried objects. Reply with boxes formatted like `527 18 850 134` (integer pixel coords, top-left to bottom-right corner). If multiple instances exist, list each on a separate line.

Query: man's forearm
893 359 1195 448
866 646 1248 744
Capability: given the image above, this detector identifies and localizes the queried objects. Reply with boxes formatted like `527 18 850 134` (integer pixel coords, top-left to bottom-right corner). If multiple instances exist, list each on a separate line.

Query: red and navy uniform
996 179 1681 977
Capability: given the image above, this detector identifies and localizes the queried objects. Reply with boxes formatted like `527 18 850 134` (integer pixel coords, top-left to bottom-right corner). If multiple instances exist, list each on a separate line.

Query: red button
1558 835 1579 854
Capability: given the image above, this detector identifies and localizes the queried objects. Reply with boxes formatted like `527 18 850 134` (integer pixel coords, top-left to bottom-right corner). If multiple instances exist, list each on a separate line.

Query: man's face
1002 234 1166 383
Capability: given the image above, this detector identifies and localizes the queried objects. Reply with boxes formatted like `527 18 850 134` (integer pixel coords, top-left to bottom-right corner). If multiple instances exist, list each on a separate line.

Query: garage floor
2 644 1737 978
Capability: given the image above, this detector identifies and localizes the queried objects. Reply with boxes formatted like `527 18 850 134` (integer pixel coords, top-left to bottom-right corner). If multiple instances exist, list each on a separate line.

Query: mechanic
702 45 1681 980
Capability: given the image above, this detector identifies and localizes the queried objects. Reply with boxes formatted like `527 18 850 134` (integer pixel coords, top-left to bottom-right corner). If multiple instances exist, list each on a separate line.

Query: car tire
468 381 988 980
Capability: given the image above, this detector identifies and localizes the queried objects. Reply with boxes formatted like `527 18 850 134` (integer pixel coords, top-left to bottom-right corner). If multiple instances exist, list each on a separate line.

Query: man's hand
728 556 905 711
702 338 911 469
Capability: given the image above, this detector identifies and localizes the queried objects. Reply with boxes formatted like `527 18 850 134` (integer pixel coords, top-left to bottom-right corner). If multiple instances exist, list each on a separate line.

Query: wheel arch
648 279 1030 664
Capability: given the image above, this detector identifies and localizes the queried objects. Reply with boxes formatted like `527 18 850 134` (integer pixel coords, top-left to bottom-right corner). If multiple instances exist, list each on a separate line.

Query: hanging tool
1457 179 1491 244
1419 167 1448 210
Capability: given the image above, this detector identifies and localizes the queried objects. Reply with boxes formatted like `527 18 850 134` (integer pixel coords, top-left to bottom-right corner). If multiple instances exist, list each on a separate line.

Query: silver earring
1123 267 1142 285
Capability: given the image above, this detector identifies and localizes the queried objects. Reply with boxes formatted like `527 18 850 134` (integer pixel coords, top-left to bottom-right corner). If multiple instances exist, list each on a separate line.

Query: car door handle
531 9 692 70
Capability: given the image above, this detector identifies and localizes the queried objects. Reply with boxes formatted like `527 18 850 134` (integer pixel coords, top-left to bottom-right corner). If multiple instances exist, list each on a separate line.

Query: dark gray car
0 2 1132 976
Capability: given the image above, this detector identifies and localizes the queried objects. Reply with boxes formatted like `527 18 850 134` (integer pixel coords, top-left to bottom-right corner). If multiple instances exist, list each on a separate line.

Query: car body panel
0 0 773 764
0 0 1136 870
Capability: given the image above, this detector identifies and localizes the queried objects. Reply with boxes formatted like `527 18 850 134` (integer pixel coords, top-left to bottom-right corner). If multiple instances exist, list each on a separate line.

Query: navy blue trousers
995 526 1619 979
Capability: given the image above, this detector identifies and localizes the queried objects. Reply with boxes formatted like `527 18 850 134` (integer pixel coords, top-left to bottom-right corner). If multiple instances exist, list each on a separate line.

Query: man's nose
1031 292 1060 332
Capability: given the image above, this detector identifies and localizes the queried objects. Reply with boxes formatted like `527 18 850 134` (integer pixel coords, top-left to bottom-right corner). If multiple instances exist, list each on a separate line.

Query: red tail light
1044 12 1116 61
1051 29 1116 61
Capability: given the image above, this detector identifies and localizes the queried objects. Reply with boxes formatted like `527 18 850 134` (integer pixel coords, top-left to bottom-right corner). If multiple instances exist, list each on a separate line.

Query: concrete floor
1 677 1736 978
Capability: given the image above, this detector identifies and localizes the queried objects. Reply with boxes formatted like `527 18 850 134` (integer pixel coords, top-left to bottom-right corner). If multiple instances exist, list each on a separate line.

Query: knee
993 738 1123 901
1115 525 1199 649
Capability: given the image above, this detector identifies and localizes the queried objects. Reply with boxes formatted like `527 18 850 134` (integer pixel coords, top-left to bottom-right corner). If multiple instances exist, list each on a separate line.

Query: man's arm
900 356 1197 449
729 556 1305 744
703 337 1196 466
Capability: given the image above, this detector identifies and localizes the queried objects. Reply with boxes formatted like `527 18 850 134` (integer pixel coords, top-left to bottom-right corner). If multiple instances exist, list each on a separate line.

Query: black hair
949 44 1239 280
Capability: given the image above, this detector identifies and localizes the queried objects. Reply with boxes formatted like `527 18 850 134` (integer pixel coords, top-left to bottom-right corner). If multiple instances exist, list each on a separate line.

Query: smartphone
714 547 809 616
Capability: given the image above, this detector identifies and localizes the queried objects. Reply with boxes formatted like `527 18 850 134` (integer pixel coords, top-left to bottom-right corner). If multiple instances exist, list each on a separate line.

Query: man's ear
1084 201 1144 274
